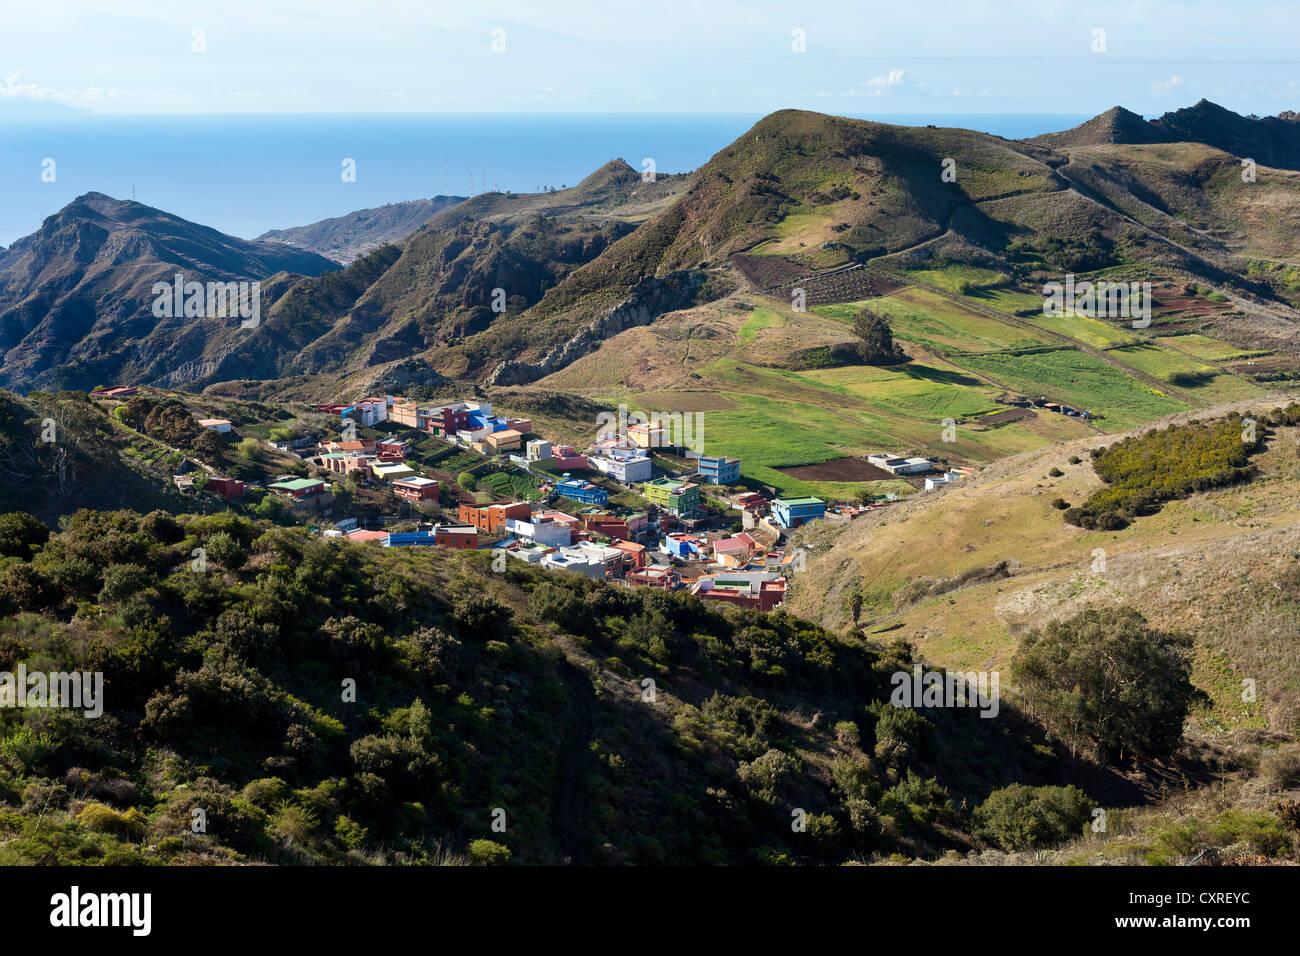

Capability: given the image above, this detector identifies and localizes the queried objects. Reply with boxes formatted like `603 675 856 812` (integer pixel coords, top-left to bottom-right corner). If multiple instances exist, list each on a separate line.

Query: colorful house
643 477 700 515
555 478 608 505
325 439 376 455
627 421 669 449
663 532 706 560
771 496 826 529
268 478 326 499
625 564 681 589
712 533 759 568
370 461 416 482
729 491 768 512
342 400 387 427
505 514 573 548
205 477 246 500
483 429 523 453
610 539 648 571
433 524 479 550
393 476 440 502
458 501 532 534
696 455 740 485
377 437 411 461
552 445 590 470
384 531 440 547
691 572 787 611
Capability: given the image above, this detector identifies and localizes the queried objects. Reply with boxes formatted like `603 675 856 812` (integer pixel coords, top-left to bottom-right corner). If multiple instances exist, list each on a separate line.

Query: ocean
0 113 1088 248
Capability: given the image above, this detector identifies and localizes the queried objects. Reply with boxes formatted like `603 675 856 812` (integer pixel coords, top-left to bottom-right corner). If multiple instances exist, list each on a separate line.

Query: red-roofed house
393 476 439 503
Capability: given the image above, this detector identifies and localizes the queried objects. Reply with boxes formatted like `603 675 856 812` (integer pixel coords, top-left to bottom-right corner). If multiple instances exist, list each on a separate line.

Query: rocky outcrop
365 357 448 393
487 270 709 387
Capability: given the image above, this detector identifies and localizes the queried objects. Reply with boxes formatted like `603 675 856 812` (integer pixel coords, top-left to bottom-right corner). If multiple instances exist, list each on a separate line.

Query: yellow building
484 429 523 453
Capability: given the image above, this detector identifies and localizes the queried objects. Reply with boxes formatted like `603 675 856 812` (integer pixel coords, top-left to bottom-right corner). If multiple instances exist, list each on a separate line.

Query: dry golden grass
788 396 1300 734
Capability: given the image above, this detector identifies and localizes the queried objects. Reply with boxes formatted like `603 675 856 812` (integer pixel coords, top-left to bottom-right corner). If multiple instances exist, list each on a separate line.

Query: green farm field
815 288 1052 353
956 348 1191 428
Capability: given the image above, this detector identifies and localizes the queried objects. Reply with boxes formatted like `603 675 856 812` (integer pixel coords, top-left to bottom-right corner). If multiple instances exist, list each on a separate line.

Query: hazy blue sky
1 0 1296 116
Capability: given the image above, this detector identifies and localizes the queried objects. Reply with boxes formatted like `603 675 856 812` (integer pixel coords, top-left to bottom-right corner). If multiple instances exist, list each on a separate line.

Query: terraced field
955 348 1191 428
816 288 1053 353
519 261 1276 501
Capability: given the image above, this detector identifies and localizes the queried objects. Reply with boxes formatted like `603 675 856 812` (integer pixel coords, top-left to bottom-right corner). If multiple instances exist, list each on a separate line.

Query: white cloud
1152 75 1184 96
861 68 929 97
0 70 138 107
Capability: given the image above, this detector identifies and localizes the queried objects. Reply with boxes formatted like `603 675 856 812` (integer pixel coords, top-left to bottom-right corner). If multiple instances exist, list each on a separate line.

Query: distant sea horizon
0 112 1091 248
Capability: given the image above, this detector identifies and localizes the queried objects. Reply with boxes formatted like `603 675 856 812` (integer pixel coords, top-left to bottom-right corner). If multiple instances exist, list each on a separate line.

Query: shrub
974 784 1091 850
870 702 934 767
334 814 369 850
204 531 246 570
270 802 319 847
1048 467 1064 478
1065 418 1261 529
76 802 148 841
240 777 292 811
468 838 511 865
830 755 880 803
0 513 50 560
1051 498 1070 510
98 563 153 605
878 771 954 829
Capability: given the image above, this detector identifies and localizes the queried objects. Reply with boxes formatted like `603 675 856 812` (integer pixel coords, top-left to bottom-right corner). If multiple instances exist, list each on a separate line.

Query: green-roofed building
268 477 326 499
643 477 701 515
771 496 825 528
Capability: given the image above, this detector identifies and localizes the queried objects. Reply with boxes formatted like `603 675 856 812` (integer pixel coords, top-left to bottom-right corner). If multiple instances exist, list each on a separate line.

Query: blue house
384 531 438 547
771 496 826 529
555 478 609 505
663 533 704 559
697 455 740 485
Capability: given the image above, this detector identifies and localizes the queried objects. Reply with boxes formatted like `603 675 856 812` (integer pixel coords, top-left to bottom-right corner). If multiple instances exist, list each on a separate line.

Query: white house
925 470 963 491
868 452 935 476
198 418 232 433
590 452 653 483
505 515 572 548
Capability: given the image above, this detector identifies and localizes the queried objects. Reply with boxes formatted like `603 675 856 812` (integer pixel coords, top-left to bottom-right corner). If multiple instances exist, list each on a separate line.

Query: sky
0 0 1297 117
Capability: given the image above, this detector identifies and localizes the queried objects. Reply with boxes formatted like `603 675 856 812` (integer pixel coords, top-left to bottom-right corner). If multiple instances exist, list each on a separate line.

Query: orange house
434 525 479 549
458 500 532 534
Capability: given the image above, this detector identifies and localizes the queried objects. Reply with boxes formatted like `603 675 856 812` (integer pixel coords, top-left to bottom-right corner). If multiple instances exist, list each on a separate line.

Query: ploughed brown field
977 407 1036 426
777 458 897 481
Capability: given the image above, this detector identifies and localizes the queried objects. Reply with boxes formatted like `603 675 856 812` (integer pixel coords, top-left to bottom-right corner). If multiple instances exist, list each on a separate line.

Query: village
92 388 974 611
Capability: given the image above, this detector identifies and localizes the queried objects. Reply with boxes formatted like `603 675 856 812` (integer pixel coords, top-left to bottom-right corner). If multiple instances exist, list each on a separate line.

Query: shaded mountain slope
257 196 466 263
0 193 338 392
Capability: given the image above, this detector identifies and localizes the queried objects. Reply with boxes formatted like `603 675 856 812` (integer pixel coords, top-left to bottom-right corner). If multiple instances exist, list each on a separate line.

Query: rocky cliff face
487 270 709 387
0 193 338 391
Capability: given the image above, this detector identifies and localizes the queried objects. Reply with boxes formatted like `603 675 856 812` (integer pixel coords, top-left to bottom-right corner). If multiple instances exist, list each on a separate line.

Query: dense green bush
973 784 1091 851
1064 417 1262 530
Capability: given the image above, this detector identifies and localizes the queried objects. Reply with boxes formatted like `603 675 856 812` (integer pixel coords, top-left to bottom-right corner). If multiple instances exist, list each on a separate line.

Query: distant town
92 387 974 612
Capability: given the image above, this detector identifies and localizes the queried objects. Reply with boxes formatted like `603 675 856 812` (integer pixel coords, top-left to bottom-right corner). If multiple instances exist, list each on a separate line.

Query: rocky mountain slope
257 196 466 264
0 193 338 392
3 103 1299 402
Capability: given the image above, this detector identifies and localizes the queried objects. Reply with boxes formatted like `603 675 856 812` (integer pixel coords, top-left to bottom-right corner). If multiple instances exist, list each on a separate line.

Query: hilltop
0 193 338 393
257 197 466 264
